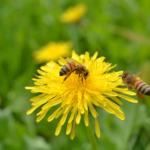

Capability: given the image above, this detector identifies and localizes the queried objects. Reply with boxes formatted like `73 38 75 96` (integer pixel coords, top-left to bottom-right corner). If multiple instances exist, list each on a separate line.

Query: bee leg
62 73 71 83
81 76 83 83
78 74 83 83
83 75 87 80
78 74 80 82
128 86 133 90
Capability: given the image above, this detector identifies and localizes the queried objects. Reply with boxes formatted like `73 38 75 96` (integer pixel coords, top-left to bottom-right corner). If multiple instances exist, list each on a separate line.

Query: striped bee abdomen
134 80 150 95
60 65 69 76
59 62 76 76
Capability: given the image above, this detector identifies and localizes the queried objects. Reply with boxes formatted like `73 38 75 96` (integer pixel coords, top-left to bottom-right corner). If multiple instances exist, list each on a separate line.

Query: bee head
122 72 129 81
84 70 89 77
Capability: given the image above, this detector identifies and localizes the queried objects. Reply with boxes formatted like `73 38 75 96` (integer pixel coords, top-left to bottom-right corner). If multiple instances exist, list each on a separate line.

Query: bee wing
64 58 80 66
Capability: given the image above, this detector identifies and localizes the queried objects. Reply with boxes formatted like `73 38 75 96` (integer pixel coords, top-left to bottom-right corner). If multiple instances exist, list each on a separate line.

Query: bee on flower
60 3 87 23
59 58 89 83
33 41 72 64
26 51 137 139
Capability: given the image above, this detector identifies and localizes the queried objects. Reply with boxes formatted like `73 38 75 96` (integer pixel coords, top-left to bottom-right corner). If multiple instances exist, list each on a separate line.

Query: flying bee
59 58 89 83
122 72 150 98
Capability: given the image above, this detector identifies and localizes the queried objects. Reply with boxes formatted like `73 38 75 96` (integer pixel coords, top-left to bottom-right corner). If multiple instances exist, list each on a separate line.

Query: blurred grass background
1 0 150 150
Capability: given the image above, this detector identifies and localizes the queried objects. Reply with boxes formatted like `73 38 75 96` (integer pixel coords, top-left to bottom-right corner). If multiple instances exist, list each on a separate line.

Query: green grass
1 0 150 150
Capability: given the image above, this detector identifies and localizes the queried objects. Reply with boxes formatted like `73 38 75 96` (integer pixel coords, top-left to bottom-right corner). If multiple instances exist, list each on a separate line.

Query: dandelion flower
26 51 137 139
33 41 72 64
60 3 87 23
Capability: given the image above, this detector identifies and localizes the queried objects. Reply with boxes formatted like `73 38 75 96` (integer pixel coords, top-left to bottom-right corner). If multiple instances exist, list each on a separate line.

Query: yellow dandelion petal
33 41 72 64
58 57 67 66
36 108 49 122
42 98 61 110
25 86 34 90
84 110 89 126
47 107 61 122
55 122 62 136
106 98 121 110
70 125 75 140
26 51 137 139
26 103 42 115
68 108 77 123
95 117 100 138
60 3 87 23
76 110 81 124
31 95 52 106
37 69 46 76
107 103 125 120
103 106 114 114
83 93 88 110
70 114 77 140
30 94 45 102
114 88 136 95
110 96 123 106
87 101 98 118
55 107 67 119
66 122 72 135
80 54 84 59
97 56 105 65
84 51 90 62
72 51 80 61
60 111 69 125
37 109 45 116
117 94 138 103
77 91 84 113
91 51 98 61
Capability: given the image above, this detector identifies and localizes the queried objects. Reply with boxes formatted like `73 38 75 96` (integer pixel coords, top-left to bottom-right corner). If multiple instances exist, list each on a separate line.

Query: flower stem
86 122 99 150
69 24 79 53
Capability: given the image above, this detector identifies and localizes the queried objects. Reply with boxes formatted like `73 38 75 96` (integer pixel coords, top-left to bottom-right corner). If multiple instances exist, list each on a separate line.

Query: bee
122 72 150 98
59 58 89 83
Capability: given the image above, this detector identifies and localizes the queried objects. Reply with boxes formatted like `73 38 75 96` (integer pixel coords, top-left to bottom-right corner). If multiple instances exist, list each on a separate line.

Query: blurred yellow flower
33 41 72 64
26 51 137 139
60 3 87 23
